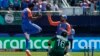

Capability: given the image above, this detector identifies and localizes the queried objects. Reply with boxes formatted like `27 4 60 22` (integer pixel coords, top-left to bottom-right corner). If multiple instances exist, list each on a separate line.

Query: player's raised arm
47 13 60 26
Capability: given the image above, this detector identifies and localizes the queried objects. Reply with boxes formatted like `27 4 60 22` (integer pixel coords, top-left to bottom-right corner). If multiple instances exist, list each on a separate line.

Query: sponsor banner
72 37 100 51
0 37 100 51
0 37 51 49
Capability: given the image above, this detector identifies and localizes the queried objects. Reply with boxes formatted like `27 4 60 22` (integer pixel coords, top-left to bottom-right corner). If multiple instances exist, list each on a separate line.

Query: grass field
0 52 100 56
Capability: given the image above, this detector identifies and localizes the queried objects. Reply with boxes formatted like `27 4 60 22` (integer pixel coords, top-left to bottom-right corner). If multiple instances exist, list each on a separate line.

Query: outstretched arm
47 13 60 26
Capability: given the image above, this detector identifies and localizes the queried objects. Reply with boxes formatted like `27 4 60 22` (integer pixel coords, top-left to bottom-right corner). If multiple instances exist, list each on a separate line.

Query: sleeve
47 15 60 26
66 23 71 35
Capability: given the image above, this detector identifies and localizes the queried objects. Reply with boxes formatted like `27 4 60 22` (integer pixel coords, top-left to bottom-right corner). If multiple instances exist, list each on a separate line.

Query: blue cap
61 15 67 20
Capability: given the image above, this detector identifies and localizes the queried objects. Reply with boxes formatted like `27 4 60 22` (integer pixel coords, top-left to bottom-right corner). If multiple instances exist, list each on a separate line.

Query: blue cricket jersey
56 22 68 35
22 8 30 25
21 8 42 34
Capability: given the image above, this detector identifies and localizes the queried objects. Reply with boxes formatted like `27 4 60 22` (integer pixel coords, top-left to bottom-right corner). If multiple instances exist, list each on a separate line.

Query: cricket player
21 3 42 56
48 31 69 56
47 13 71 56
47 13 71 36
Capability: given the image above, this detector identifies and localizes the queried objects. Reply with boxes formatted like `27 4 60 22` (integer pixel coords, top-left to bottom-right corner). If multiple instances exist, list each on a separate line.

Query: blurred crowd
79 0 100 15
69 0 100 11
67 0 100 15
0 0 99 15
0 0 59 11
0 0 99 11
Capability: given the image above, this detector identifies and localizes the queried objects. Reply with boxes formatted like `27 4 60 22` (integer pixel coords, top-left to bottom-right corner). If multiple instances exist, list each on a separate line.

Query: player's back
51 35 69 54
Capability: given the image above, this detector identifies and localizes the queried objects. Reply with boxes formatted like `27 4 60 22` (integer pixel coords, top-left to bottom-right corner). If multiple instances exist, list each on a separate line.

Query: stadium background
0 0 100 56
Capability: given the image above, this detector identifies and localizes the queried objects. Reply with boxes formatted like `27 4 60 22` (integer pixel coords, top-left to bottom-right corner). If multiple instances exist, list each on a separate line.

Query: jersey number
57 39 65 48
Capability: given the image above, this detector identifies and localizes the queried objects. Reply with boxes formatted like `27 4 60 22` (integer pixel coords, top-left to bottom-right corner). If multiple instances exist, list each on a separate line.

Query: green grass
0 52 100 56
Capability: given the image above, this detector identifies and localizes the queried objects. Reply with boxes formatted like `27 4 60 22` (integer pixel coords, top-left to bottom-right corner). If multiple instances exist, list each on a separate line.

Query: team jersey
50 35 69 55
47 15 71 35
22 8 31 25
56 22 68 35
